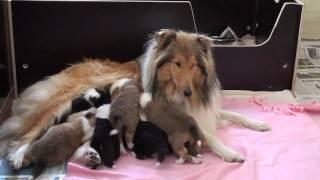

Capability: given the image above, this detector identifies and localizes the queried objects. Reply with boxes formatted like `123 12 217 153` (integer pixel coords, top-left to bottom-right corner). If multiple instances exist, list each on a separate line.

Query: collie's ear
154 29 176 50
197 34 213 54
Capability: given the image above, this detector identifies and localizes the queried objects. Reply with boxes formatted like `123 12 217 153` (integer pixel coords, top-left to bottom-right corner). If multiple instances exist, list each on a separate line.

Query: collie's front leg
7 142 30 169
203 131 245 163
220 110 271 131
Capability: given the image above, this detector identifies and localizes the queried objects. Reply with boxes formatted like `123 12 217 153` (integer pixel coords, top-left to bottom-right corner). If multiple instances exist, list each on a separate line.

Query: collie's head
141 29 220 108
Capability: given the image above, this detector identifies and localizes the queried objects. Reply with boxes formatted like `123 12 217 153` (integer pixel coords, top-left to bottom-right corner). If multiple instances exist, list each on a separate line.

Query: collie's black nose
184 89 192 97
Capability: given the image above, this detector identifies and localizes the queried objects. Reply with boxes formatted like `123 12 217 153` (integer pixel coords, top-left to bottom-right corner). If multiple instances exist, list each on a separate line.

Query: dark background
0 0 300 96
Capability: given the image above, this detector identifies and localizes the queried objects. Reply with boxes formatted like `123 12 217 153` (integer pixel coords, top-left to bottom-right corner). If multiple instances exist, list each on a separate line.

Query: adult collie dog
0 29 270 168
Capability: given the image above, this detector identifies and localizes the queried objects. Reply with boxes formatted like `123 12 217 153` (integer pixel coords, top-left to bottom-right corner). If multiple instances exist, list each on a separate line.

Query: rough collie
141 29 271 162
0 29 270 169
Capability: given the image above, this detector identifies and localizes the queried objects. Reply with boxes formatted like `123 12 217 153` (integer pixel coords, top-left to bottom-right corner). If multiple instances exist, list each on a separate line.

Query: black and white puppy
72 88 111 113
90 104 120 168
68 88 111 169
132 121 172 167
58 88 111 124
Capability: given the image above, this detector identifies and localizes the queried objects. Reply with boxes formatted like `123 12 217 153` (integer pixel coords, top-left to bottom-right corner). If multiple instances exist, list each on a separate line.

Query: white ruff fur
186 91 221 141
141 39 159 93
140 92 152 108
109 78 131 95
96 104 111 119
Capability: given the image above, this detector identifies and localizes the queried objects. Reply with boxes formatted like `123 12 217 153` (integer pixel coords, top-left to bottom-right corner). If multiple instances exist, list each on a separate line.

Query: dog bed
65 90 320 180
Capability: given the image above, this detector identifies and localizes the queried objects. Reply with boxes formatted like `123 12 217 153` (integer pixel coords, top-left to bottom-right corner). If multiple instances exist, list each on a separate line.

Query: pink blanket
66 98 320 180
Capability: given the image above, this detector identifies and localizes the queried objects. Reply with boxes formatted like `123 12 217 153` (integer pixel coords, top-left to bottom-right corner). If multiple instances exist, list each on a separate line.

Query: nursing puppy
140 93 204 164
132 121 172 167
58 88 111 168
19 108 96 179
57 88 111 124
109 78 140 150
91 104 120 168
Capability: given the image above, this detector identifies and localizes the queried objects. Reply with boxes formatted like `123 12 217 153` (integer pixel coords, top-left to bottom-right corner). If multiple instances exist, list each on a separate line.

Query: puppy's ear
154 29 176 50
197 34 213 54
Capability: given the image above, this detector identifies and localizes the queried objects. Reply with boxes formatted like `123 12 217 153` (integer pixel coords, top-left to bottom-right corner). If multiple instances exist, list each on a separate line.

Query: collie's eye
175 62 181 67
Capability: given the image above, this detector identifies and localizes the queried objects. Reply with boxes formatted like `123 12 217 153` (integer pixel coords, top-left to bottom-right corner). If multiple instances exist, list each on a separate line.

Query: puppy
90 104 120 168
57 88 111 124
21 108 96 178
140 93 204 164
132 121 172 167
109 78 140 150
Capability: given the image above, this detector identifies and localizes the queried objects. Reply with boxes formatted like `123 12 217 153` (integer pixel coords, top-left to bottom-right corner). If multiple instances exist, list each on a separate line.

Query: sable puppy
140 93 204 164
109 78 140 150
20 108 96 178
132 121 172 167
91 104 120 168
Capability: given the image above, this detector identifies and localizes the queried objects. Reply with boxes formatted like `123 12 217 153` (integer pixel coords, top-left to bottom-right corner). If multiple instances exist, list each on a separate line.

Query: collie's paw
7 144 29 169
248 120 271 132
84 148 101 169
223 151 245 163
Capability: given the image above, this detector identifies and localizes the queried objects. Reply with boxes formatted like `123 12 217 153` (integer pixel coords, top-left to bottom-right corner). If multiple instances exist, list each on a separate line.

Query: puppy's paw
155 162 161 167
120 143 128 155
247 120 271 132
130 151 136 157
84 148 101 169
190 156 202 164
175 157 186 164
127 142 134 150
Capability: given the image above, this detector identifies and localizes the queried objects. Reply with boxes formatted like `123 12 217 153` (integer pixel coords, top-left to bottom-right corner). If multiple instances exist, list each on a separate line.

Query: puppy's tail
139 92 152 109
189 124 204 148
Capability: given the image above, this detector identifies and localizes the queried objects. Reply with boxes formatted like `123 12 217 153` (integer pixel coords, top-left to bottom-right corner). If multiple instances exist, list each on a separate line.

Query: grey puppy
108 78 141 152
